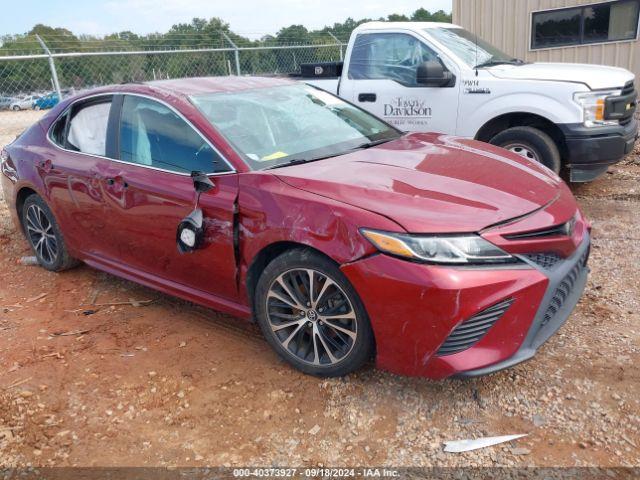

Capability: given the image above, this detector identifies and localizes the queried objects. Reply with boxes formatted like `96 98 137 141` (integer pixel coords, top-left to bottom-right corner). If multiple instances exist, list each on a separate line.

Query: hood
273 133 565 233
487 62 634 90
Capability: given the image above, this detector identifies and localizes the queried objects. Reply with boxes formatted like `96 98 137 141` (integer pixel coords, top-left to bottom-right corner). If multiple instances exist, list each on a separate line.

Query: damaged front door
98 94 239 301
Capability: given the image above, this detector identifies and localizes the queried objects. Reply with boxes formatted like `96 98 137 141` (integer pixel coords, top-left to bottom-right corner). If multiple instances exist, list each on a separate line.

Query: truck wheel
255 248 374 377
490 126 561 173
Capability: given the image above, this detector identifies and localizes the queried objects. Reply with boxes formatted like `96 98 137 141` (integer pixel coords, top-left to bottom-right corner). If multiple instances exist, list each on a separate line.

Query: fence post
36 34 62 99
327 32 344 61
221 32 241 76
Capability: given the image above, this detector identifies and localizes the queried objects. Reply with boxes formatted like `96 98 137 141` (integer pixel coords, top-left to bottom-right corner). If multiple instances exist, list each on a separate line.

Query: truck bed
290 61 342 94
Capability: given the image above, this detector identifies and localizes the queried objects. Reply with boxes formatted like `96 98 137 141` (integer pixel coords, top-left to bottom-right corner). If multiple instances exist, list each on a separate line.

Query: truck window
348 33 439 87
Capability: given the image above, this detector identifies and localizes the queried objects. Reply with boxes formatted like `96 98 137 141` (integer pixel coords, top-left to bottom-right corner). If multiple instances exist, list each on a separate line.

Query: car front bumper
341 233 590 379
455 233 590 377
560 119 638 182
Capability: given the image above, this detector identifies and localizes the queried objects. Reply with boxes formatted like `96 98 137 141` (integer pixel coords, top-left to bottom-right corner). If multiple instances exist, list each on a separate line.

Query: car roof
145 76 298 97
74 76 299 103
355 21 460 31
50 76 301 122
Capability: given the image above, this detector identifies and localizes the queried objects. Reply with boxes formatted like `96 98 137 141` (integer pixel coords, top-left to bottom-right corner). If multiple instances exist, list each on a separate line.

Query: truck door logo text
384 97 432 118
462 79 491 94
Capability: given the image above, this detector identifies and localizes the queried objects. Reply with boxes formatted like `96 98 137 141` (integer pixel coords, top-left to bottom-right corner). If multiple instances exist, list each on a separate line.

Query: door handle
358 93 377 103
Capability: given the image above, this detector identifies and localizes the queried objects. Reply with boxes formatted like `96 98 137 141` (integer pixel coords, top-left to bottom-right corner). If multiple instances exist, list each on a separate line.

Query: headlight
573 90 620 127
361 229 516 265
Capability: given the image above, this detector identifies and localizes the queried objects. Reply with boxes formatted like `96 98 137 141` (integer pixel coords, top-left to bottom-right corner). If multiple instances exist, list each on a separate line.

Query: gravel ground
0 113 638 468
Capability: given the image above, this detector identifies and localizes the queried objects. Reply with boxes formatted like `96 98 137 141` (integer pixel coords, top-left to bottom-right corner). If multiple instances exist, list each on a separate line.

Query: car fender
237 173 405 301
459 92 583 139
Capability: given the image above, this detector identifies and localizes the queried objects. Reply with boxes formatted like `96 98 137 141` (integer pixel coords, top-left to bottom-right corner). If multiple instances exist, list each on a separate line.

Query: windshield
191 84 400 170
426 27 518 68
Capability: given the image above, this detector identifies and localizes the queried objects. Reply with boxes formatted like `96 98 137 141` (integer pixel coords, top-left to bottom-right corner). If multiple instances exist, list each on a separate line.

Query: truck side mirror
417 61 455 87
176 172 215 254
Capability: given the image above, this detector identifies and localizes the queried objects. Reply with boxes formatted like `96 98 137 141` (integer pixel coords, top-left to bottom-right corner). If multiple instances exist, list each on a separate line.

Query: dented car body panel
1 76 590 378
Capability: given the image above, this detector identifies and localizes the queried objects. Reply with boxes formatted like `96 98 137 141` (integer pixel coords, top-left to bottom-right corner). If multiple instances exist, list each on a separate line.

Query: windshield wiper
353 137 396 150
264 153 341 170
475 58 525 69
264 138 396 171
264 158 311 170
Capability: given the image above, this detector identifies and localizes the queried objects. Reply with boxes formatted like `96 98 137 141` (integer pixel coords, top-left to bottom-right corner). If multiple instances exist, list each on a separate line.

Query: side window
119 96 228 174
66 100 112 156
348 33 439 86
50 112 68 147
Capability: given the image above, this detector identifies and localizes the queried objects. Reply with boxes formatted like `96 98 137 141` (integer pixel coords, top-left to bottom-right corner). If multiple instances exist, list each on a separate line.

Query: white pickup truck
302 22 638 182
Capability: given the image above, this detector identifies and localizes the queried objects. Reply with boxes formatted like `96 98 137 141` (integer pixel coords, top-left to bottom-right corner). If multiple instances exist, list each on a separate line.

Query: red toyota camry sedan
0 77 590 379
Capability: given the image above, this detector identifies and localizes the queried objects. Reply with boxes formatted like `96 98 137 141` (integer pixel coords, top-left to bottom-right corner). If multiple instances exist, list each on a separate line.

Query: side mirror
417 61 455 87
177 208 204 254
176 172 215 254
191 171 215 194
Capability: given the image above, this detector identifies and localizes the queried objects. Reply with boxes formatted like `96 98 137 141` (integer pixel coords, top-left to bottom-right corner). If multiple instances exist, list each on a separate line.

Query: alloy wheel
25 204 58 264
505 143 539 162
266 268 358 367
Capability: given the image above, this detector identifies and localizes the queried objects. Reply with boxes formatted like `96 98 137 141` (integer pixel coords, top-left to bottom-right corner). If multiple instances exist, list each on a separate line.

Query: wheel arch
15 186 39 233
245 241 339 317
475 112 569 163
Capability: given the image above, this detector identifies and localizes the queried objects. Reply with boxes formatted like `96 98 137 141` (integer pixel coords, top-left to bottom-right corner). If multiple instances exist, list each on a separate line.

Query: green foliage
0 8 452 95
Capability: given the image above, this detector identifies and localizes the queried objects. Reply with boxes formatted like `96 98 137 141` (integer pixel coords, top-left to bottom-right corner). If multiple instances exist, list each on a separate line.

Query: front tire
490 126 561 173
11 105 20 111
21 195 78 272
255 248 374 377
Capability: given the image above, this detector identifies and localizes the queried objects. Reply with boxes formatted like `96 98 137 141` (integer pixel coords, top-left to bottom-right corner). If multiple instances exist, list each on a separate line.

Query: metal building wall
452 0 640 77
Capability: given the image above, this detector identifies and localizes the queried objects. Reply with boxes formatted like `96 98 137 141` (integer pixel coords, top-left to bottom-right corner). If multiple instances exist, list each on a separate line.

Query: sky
0 0 452 38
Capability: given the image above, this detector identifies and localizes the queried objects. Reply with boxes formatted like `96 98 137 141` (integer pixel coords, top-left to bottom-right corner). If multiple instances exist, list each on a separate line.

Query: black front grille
436 299 513 356
504 218 574 240
541 251 589 327
523 252 562 270
609 81 636 125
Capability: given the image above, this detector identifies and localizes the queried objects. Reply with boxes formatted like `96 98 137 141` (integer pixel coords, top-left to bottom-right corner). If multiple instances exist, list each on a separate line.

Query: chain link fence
0 37 346 147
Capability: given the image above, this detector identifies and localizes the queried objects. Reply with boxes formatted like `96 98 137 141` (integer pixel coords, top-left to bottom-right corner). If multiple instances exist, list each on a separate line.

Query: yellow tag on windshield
262 151 289 161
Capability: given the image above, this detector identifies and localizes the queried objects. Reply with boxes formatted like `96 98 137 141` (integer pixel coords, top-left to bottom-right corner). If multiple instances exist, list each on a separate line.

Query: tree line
0 8 452 96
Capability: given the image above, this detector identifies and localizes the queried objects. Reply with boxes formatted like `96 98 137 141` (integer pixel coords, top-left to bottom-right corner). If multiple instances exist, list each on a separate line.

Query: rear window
67 102 111 156
50 112 68 147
